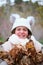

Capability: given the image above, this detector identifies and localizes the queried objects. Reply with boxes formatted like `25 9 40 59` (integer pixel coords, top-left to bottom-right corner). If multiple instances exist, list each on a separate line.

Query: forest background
0 0 43 44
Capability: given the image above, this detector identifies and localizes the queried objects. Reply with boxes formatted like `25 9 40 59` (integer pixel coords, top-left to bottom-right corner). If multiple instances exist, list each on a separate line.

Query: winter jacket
2 34 43 52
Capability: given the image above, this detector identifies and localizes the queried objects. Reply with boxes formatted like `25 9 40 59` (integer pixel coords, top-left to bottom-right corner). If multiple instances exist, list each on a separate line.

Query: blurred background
0 0 43 44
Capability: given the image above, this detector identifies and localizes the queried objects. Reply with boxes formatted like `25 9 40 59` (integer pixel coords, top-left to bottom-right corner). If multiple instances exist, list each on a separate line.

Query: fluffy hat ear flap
27 16 35 26
10 13 20 23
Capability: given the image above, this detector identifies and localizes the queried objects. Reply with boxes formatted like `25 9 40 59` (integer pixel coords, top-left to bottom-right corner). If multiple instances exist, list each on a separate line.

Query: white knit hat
11 18 32 35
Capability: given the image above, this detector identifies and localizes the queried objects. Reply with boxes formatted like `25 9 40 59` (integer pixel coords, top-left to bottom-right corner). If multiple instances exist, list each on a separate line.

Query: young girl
1 18 32 52
0 17 43 65
2 17 43 52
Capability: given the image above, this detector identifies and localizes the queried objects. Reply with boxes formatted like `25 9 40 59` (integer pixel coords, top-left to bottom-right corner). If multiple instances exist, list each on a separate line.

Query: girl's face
15 26 28 39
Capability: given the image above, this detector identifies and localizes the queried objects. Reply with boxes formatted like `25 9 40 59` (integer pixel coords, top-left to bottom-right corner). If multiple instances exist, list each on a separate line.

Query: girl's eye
17 28 21 31
23 29 27 31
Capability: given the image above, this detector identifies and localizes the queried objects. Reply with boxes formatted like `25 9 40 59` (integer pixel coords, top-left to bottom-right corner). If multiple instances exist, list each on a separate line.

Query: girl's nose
20 30 24 33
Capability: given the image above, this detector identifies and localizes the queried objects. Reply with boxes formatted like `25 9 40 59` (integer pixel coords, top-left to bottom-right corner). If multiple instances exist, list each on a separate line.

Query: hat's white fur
27 16 35 26
11 18 32 34
10 13 20 23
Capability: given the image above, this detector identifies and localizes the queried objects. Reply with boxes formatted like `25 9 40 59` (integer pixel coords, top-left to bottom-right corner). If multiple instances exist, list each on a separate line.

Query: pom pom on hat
27 16 35 26
10 13 20 23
